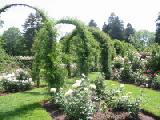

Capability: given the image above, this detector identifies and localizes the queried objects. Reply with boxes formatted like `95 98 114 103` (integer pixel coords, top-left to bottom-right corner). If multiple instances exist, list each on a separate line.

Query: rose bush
1 68 33 92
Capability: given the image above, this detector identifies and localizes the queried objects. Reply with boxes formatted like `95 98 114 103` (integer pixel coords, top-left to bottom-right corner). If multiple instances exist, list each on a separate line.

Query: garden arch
0 4 55 87
57 21 112 79
56 18 91 75
88 27 112 79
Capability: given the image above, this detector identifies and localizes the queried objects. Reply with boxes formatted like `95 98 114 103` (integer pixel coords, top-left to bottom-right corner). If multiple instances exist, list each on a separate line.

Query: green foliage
88 19 97 27
147 50 160 72
2 27 26 55
132 71 149 86
124 23 135 42
94 74 105 99
101 84 142 118
120 60 134 83
23 12 43 55
89 27 112 79
0 45 17 72
2 69 33 92
57 18 90 75
113 56 124 69
102 12 124 40
155 13 160 44
152 74 160 89
129 30 155 51
112 40 137 57
54 76 96 120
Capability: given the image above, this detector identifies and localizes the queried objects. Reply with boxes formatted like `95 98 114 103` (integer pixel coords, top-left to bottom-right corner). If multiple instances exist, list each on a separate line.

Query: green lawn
0 88 52 120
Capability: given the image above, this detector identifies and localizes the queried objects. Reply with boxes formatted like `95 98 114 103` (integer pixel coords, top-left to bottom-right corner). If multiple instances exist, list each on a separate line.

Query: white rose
50 88 56 93
72 83 80 88
121 96 128 100
81 73 85 77
89 84 96 90
28 78 32 82
120 84 124 88
84 88 89 91
76 80 82 84
64 89 73 96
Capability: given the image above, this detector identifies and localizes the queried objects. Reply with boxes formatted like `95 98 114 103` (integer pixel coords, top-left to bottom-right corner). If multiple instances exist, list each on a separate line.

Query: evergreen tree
155 12 160 44
88 19 97 27
23 12 43 55
102 12 124 40
124 23 135 42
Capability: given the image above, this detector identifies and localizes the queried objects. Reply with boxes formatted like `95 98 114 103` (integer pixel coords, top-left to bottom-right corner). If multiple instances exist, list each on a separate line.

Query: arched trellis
61 26 112 79
88 27 112 79
0 4 55 88
56 18 91 75
0 4 47 22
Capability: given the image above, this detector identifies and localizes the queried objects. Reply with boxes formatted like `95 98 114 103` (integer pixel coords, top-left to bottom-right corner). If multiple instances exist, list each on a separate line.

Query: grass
0 87 52 120
65 72 160 117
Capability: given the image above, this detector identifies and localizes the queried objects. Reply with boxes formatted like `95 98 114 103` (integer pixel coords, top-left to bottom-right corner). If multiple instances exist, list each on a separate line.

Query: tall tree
130 30 155 51
23 12 43 55
2 27 25 55
102 12 124 40
88 19 97 27
155 12 160 44
124 23 135 42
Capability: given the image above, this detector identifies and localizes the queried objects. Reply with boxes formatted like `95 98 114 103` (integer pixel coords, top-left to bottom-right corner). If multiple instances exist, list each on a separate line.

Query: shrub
120 60 134 83
101 84 142 118
94 74 105 99
152 74 160 90
113 56 124 69
53 75 96 120
1 68 33 92
147 51 160 72
133 71 149 86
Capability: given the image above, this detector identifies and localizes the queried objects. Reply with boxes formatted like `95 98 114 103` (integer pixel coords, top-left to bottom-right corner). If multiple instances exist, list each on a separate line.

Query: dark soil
43 101 158 120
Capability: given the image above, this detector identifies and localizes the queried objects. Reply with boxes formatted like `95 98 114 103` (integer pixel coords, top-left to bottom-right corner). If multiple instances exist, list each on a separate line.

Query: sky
0 0 160 35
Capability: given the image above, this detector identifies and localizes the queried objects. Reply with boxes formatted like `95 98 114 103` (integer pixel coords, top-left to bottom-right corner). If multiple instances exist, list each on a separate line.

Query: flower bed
1 68 34 92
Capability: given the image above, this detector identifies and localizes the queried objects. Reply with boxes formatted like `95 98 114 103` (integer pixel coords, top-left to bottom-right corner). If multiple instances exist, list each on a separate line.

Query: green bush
94 74 105 99
147 53 160 72
101 84 142 118
152 74 160 90
1 69 33 92
53 75 96 120
120 61 134 83
113 56 124 69
133 71 149 86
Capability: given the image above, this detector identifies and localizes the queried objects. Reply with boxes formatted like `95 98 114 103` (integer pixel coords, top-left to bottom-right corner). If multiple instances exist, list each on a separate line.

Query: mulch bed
42 101 158 120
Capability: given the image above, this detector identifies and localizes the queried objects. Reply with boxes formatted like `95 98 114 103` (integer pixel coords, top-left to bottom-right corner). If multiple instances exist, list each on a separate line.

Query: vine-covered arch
56 18 92 75
88 27 112 79
0 4 47 22
57 18 112 79
0 4 56 88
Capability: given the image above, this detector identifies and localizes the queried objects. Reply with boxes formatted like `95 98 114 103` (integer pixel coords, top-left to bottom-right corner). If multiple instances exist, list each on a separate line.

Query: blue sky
0 0 160 34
